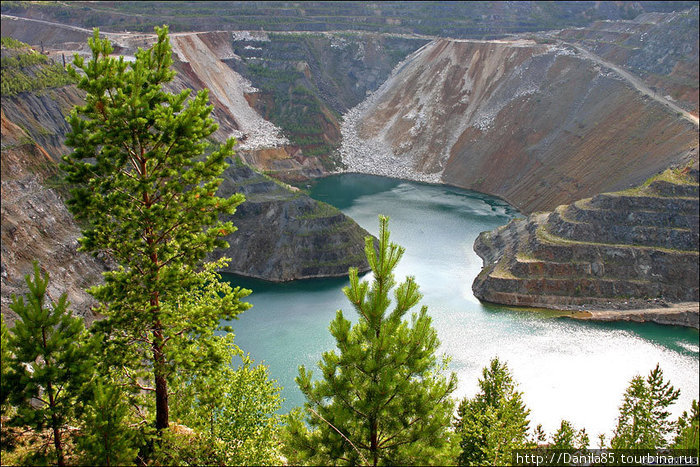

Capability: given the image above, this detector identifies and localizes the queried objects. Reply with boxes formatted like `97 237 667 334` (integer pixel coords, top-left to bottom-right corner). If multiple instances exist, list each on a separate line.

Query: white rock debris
231 31 270 42
171 34 288 150
330 36 348 49
339 43 442 183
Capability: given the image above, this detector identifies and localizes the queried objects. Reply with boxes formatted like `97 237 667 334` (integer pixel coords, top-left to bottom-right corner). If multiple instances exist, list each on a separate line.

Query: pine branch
308 407 369 467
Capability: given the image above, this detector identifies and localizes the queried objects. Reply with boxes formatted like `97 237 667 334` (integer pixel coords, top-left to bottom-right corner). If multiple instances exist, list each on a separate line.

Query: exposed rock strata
170 33 289 151
1 111 109 322
472 167 700 326
0 17 355 179
1 87 83 162
552 7 699 115
212 163 372 281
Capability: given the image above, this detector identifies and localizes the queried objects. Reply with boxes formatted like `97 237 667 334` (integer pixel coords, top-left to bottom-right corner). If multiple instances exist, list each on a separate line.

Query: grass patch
297 201 340 220
1 36 30 49
643 167 697 186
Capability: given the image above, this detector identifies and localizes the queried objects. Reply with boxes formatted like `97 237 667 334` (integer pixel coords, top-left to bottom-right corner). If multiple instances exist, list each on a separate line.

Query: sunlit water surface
223 174 699 438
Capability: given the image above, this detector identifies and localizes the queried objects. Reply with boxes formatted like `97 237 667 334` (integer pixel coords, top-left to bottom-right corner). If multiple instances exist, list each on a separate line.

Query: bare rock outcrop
553 6 699 115
212 163 372 281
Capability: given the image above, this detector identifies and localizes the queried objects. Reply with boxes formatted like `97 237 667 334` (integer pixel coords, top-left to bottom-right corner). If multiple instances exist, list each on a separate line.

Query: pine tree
62 26 250 430
550 420 589 451
5 262 95 467
76 381 139 466
283 216 458 466
454 358 531 466
1 314 12 454
0 315 10 417
610 364 680 449
672 400 699 451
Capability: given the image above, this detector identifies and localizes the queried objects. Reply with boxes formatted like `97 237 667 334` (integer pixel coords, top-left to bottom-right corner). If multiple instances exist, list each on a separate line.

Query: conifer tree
550 420 589 451
454 358 531 466
672 400 699 451
1 315 13 455
0 315 10 417
62 26 250 430
5 262 95 467
283 216 458 466
611 364 680 449
76 381 139 466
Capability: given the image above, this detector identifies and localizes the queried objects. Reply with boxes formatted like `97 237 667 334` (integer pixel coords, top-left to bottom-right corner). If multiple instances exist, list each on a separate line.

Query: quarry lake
223 173 699 437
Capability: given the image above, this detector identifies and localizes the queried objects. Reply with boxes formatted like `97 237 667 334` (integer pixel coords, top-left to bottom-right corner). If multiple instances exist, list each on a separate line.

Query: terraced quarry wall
472 168 699 325
2 1 692 38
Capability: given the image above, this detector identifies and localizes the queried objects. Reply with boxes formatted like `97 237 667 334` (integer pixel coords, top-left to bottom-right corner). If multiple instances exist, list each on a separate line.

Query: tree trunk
47 381 65 467
43 328 65 467
153 322 169 430
370 417 379 466
52 421 65 467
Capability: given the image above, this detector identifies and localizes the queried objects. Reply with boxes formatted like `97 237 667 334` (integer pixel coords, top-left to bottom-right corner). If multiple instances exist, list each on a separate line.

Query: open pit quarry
1 7 698 323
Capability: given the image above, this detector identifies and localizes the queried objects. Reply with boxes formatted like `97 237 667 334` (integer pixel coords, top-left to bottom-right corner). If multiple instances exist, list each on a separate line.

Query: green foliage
170 334 282 466
149 425 225 466
62 26 250 430
5 262 95 467
1 51 48 69
283 215 458 466
298 200 340 220
243 63 339 160
0 315 10 416
672 399 699 451
455 358 531 466
610 364 681 449
550 419 589 450
76 381 139 466
0 48 75 97
1 36 29 49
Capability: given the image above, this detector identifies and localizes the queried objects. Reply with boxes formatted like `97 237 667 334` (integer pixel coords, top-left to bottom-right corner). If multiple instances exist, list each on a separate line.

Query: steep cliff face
472 166 699 316
220 31 427 173
1 86 83 161
341 38 698 213
212 163 372 281
1 111 109 322
2 16 409 180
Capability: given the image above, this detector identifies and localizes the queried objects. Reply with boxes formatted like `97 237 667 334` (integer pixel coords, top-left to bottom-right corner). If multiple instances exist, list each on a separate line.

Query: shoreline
563 302 699 329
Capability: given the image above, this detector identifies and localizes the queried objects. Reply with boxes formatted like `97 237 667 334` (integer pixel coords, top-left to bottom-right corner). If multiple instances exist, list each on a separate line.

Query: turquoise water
223 174 699 437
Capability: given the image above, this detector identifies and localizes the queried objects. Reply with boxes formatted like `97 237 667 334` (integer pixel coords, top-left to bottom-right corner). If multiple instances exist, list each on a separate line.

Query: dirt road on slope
563 41 699 127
